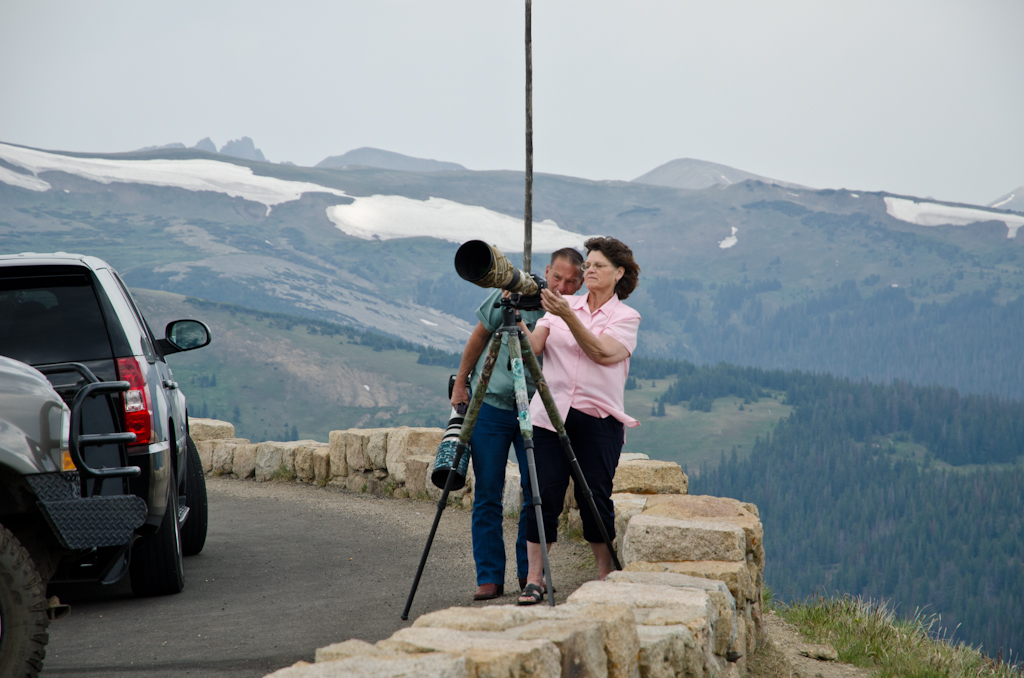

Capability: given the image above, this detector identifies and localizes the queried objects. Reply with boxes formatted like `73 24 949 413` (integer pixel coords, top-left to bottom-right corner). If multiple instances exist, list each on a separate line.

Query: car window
93 268 155 361
0 273 114 365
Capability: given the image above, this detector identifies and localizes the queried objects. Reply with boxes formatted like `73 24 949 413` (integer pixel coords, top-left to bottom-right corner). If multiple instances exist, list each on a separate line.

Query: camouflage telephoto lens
454 240 539 296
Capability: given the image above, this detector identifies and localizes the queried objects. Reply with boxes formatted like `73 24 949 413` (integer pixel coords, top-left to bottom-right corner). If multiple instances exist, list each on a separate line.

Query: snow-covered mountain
4 139 1023 356
0 142 586 251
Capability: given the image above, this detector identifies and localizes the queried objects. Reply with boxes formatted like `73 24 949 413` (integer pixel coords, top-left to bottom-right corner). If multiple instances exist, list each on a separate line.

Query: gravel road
42 477 594 677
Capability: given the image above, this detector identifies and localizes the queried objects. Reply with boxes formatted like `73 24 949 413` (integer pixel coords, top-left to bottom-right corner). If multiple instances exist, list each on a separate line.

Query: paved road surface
43 477 592 677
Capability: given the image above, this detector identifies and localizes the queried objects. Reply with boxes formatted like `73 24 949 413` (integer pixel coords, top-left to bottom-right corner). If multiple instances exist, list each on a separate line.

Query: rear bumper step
28 473 147 550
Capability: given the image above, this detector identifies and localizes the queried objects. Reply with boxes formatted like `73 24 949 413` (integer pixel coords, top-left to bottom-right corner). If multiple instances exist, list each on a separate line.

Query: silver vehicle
0 253 211 676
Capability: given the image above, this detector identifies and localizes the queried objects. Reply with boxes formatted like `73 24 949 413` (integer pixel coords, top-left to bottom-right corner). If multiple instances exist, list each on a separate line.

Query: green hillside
622 376 792 470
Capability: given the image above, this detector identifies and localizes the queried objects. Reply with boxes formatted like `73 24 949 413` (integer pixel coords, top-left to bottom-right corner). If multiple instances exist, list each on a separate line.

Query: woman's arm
540 290 630 366
519 319 549 356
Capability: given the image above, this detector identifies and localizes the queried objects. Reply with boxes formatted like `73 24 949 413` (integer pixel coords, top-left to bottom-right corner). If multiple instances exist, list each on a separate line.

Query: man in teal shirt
451 248 583 600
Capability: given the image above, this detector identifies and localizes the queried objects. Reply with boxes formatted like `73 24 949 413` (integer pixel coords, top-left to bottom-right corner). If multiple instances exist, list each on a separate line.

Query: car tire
129 476 185 597
182 435 208 556
0 524 49 678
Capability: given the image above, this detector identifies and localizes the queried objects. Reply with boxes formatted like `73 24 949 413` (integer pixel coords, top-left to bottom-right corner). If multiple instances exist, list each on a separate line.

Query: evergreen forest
636 280 1024 401
630 359 1024 660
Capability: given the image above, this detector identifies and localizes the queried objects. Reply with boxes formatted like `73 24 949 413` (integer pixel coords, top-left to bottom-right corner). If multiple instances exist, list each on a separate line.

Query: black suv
0 253 211 674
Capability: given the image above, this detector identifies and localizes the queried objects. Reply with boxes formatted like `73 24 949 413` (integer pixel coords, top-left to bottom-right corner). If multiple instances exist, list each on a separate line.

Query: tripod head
506 275 547 311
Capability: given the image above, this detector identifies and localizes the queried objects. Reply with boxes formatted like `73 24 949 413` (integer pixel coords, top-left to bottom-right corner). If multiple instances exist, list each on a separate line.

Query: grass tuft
269 464 294 482
780 591 1022 678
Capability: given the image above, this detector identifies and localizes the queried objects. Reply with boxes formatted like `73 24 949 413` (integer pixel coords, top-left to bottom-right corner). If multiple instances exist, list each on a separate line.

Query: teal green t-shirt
471 289 544 412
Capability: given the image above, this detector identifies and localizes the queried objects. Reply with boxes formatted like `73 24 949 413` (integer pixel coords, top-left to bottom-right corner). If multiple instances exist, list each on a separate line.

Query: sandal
517 582 545 606
518 577 555 594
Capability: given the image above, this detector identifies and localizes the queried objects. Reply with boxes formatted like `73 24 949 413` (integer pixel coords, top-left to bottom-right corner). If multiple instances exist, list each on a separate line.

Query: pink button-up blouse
529 293 641 435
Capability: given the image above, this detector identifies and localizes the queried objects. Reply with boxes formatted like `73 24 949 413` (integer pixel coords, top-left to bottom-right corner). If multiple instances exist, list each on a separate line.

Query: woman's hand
540 288 572 319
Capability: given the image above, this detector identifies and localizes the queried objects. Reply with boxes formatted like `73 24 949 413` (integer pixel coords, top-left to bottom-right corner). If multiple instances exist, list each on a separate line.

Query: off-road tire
0 524 50 678
181 435 208 556
129 477 185 597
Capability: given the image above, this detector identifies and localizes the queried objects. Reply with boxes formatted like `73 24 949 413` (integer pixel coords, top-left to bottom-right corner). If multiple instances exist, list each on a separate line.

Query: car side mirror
159 320 212 355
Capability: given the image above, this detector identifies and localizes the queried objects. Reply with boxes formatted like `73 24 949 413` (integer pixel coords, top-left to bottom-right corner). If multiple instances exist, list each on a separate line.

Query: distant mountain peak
988 185 1024 214
633 158 807 191
316 147 465 172
192 137 217 153
219 136 266 163
135 142 186 152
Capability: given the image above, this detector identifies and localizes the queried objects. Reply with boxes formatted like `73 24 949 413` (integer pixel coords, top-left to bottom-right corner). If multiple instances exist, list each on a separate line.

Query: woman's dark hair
584 236 640 300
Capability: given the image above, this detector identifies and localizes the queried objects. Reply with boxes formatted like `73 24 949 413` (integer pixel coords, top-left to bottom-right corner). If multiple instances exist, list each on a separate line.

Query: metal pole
523 0 533 275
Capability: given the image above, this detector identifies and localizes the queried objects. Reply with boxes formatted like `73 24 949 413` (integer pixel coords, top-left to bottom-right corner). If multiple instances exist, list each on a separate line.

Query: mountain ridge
316 147 465 172
3 139 1023 401
633 157 808 191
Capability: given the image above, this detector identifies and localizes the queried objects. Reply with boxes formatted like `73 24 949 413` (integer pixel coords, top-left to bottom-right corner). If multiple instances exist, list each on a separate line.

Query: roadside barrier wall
189 417 764 678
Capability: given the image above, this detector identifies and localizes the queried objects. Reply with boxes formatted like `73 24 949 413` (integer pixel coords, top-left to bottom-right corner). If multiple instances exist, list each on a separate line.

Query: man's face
545 257 583 296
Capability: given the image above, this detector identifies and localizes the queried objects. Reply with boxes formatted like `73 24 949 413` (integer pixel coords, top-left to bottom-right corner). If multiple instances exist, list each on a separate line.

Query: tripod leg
518 334 622 573
458 333 504 447
400 440 468 620
400 332 504 620
507 333 555 606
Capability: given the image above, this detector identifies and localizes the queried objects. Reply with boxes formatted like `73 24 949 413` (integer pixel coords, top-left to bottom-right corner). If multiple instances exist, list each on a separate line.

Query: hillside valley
3 139 1024 401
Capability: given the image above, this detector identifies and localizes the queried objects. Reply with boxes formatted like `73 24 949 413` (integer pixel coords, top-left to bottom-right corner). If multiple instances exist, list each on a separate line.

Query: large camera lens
454 240 494 283
454 240 539 296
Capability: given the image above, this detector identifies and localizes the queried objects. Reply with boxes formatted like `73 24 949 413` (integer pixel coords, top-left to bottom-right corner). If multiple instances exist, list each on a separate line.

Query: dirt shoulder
749 610 876 678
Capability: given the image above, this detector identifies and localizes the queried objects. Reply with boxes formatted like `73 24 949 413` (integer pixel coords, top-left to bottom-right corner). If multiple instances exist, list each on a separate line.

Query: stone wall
189 418 764 678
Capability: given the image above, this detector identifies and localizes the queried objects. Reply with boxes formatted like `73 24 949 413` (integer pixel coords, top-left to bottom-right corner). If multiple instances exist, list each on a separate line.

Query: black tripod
401 295 621 620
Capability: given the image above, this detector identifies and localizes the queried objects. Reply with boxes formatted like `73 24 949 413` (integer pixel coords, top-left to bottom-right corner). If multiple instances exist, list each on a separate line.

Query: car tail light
115 356 155 448
60 403 75 471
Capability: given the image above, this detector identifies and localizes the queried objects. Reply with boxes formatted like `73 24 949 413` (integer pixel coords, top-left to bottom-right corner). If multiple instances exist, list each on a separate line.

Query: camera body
511 273 546 311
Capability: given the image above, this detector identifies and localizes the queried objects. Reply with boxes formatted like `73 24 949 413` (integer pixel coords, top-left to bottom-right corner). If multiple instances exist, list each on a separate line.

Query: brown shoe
473 583 504 601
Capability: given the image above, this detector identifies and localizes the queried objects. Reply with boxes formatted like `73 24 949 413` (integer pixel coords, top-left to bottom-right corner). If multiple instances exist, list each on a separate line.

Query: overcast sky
1 0 1021 206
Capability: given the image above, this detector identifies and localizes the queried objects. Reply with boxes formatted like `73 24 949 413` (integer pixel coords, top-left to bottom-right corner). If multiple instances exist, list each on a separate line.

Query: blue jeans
470 402 532 586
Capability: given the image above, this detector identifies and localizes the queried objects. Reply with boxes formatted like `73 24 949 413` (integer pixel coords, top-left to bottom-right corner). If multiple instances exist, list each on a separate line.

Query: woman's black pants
525 407 624 544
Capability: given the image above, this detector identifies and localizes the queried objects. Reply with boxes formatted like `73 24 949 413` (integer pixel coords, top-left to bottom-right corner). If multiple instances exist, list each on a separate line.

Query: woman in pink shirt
517 236 641 605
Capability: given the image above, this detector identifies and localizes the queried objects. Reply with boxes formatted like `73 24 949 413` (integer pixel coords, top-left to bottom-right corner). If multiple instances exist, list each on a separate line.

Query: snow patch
326 195 591 252
419 318 439 326
851 193 859 198
0 164 50 191
1 142 591 251
0 142 347 207
991 193 1015 209
718 226 738 249
884 196 1024 239
363 385 371 392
